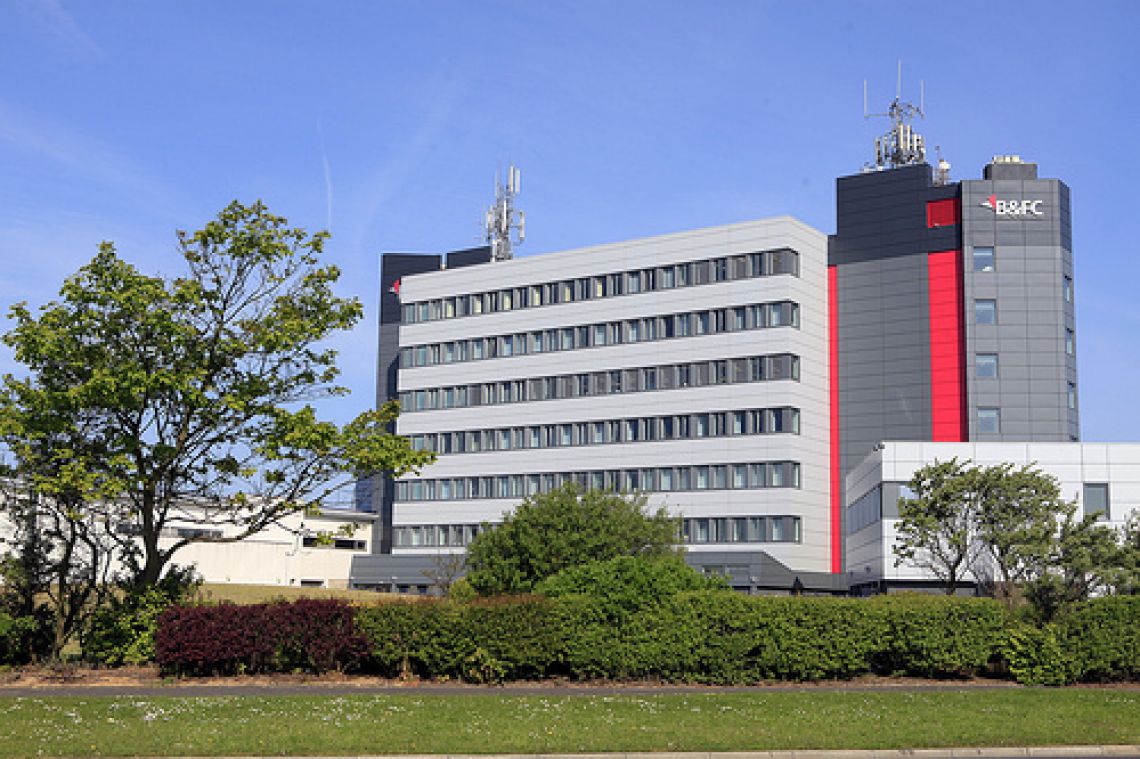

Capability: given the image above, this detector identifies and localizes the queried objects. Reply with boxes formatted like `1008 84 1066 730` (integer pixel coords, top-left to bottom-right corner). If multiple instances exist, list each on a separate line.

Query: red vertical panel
928 250 967 441
827 265 842 574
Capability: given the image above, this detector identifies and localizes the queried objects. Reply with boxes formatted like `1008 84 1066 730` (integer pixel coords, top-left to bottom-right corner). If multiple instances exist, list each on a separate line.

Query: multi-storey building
828 154 1079 574
349 108 1127 596
354 217 840 592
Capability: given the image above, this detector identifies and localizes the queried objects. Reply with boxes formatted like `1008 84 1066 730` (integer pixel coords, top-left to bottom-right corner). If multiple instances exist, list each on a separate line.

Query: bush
1058 596 1140 682
355 597 566 681
354 600 468 679
535 555 725 620
1004 623 1076 686
85 567 200 667
464 485 679 595
867 594 1007 677
353 591 1012 684
155 598 369 675
0 612 39 665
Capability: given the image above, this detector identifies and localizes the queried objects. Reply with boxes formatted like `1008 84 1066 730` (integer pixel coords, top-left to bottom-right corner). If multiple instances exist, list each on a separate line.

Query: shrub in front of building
152 592 1139 683
155 598 369 675
866 594 1008 677
0 612 39 665
354 593 1011 683
1058 595 1140 682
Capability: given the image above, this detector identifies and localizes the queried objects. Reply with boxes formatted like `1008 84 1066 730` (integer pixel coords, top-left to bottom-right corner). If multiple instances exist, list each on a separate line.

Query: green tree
1 201 434 588
893 458 987 595
974 463 1069 603
1023 508 1124 623
535 554 726 621
0 471 115 659
464 484 680 595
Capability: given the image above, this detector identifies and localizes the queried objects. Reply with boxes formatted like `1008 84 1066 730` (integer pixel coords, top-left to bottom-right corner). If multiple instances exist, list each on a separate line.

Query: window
1083 483 1110 520
973 246 995 272
978 408 1000 434
1068 382 1077 410
975 299 997 325
1066 329 1075 357
1063 275 1073 304
976 353 999 379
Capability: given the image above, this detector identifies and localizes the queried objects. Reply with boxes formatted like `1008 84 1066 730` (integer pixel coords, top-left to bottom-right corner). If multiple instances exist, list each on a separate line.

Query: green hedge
0 612 38 665
355 592 1012 683
1059 596 1140 682
153 591 1138 684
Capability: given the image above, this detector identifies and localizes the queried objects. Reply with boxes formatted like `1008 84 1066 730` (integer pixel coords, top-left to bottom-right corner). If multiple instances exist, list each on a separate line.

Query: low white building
845 441 1140 594
0 496 376 590
162 508 378 589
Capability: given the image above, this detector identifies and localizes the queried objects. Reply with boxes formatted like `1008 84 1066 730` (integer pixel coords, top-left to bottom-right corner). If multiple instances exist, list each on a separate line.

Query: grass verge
198 583 400 605
0 690 1137 757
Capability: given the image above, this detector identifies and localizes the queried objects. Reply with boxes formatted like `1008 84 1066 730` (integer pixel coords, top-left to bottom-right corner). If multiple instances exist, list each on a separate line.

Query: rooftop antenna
863 61 927 171
933 145 952 186
484 164 525 261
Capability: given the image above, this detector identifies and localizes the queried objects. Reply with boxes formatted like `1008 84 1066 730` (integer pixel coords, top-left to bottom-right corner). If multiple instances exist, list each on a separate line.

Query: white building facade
356 216 838 592
845 441 1140 593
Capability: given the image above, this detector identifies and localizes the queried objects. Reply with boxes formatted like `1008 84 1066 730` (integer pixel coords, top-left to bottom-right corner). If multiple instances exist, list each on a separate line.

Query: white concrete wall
392 217 834 574
844 441 1140 586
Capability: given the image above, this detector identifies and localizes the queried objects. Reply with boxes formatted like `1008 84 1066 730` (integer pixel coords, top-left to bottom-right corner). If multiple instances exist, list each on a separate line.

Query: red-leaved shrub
155 598 369 675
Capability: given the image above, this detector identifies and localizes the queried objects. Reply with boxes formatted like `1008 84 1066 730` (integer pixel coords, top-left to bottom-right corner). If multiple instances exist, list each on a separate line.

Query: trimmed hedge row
354 592 1008 683
1059 596 1140 682
152 593 1140 683
155 598 369 675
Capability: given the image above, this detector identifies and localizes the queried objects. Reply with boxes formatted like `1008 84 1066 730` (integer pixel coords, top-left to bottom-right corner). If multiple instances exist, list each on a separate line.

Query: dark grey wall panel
961 169 1077 443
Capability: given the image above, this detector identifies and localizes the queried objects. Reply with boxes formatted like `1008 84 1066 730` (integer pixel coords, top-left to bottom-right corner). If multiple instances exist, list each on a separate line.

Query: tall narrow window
972 246 995 272
975 299 997 325
1066 329 1075 356
1083 483 1110 520
976 353 999 379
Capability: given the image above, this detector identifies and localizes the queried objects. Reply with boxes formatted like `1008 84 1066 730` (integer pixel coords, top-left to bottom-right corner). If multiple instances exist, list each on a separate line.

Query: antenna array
864 61 927 170
485 165 525 262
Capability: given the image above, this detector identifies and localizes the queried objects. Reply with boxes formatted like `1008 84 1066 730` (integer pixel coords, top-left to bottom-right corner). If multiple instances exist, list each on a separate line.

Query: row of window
115 524 223 540
401 248 801 324
407 407 800 455
849 481 1111 537
301 536 368 551
399 301 800 368
397 353 801 413
972 245 1075 298
392 515 802 548
975 355 1077 407
974 298 1078 354
394 461 802 502
683 515 801 544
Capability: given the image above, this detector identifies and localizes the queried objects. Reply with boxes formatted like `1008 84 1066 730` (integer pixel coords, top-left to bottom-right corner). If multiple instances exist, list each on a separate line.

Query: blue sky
2 0 1138 440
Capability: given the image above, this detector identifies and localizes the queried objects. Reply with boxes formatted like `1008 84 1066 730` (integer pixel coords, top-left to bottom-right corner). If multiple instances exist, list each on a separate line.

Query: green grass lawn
198 583 405 605
0 690 1136 757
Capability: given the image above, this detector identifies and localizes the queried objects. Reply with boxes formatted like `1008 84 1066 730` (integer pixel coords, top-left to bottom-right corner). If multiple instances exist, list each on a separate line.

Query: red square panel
926 198 960 228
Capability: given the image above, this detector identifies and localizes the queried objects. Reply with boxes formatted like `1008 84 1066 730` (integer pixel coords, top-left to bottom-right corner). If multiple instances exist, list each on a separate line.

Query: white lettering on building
981 194 1044 217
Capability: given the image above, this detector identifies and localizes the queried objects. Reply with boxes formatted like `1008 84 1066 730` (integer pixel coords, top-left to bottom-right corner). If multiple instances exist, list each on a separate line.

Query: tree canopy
464 484 680 595
894 458 1134 617
1 201 434 587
